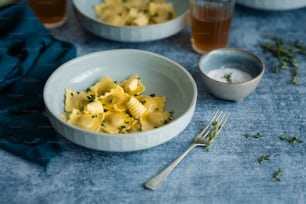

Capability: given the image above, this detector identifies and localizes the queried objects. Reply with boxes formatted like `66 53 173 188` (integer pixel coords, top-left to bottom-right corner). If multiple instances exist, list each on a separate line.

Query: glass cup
190 0 235 54
29 0 67 29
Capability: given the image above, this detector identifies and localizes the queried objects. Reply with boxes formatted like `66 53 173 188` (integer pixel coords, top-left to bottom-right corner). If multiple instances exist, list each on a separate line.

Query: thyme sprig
259 34 306 84
258 154 270 165
272 168 282 182
244 132 262 139
206 120 221 150
223 73 233 83
279 134 304 144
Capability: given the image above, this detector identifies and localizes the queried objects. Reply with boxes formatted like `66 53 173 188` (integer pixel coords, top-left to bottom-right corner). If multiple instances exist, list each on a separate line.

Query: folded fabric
0 3 76 165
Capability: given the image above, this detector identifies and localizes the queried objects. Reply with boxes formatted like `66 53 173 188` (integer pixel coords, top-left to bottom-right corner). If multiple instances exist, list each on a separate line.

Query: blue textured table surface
1 2 306 204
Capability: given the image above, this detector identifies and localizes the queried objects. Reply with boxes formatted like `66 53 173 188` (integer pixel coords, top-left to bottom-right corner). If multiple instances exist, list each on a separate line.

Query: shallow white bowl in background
237 0 306 11
43 49 197 152
72 0 190 42
199 48 264 102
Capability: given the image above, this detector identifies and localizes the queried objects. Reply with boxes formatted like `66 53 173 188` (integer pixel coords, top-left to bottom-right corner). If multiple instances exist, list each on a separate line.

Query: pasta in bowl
72 0 190 42
43 49 197 152
62 74 173 133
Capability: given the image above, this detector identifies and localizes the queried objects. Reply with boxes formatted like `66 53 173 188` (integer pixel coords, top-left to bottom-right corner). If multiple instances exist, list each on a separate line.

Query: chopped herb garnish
164 116 173 125
272 168 282 182
223 73 232 83
118 125 126 133
87 95 95 102
167 12 173 20
258 154 270 165
150 93 155 97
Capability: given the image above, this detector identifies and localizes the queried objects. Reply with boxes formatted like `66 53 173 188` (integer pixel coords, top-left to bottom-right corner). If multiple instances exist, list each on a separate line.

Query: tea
29 0 67 28
190 1 235 54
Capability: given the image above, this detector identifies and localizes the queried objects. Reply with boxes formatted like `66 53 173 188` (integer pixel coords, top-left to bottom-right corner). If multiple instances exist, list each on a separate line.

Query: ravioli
62 74 173 134
94 0 177 26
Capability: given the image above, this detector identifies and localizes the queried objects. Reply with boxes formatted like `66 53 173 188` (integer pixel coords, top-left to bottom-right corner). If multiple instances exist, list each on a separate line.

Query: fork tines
199 110 228 137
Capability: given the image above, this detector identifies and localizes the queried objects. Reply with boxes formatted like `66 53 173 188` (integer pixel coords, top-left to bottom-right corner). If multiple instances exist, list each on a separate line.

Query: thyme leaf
223 73 233 83
244 132 262 139
87 94 95 102
272 168 282 182
206 120 221 151
258 154 270 165
279 134 304 144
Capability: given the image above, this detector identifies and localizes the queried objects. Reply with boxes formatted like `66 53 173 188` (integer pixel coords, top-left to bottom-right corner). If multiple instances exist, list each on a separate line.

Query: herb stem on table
279 134 304 144
244 132 262 139
259 34 306 84
272 168 282 182
258 154 270 165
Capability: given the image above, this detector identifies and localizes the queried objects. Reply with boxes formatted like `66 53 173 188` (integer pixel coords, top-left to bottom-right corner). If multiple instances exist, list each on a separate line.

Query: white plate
237 0 306 11
43 49 197 152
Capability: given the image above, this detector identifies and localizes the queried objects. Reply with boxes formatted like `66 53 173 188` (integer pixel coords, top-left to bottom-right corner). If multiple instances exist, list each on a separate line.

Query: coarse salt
207 68 253 83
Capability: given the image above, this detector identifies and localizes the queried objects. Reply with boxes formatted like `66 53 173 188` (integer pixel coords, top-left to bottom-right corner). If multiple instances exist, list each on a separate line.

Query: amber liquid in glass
29 0 67 28
191 6 233 53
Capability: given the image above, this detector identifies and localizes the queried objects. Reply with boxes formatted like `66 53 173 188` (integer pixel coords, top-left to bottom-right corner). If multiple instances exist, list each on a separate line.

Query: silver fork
144 111 228 190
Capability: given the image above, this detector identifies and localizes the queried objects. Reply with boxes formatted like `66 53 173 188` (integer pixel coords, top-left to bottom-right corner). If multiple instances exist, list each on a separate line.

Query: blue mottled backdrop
0 1 305 204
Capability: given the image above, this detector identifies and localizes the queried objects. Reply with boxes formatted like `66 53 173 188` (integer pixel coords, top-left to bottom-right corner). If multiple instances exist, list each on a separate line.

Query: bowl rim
72 0 190 29
43 49 198 139
198 48 265 86
236 0 306 11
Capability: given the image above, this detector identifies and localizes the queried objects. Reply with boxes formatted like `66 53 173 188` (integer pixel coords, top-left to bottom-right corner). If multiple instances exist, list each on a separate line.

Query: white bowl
199 48 264 102
237 0 306 11
72 0 190 42
43 49 197 152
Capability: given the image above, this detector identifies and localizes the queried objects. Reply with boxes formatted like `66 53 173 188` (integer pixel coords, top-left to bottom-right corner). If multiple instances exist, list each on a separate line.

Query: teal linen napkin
0 3 76 165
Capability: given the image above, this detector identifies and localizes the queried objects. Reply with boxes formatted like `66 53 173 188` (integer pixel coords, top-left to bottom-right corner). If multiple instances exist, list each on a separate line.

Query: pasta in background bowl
94 0 177 26
72 0 190 42
43 49 197 152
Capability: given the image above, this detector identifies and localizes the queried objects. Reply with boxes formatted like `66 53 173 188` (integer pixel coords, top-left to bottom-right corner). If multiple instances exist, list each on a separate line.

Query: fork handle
144 144 196 190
